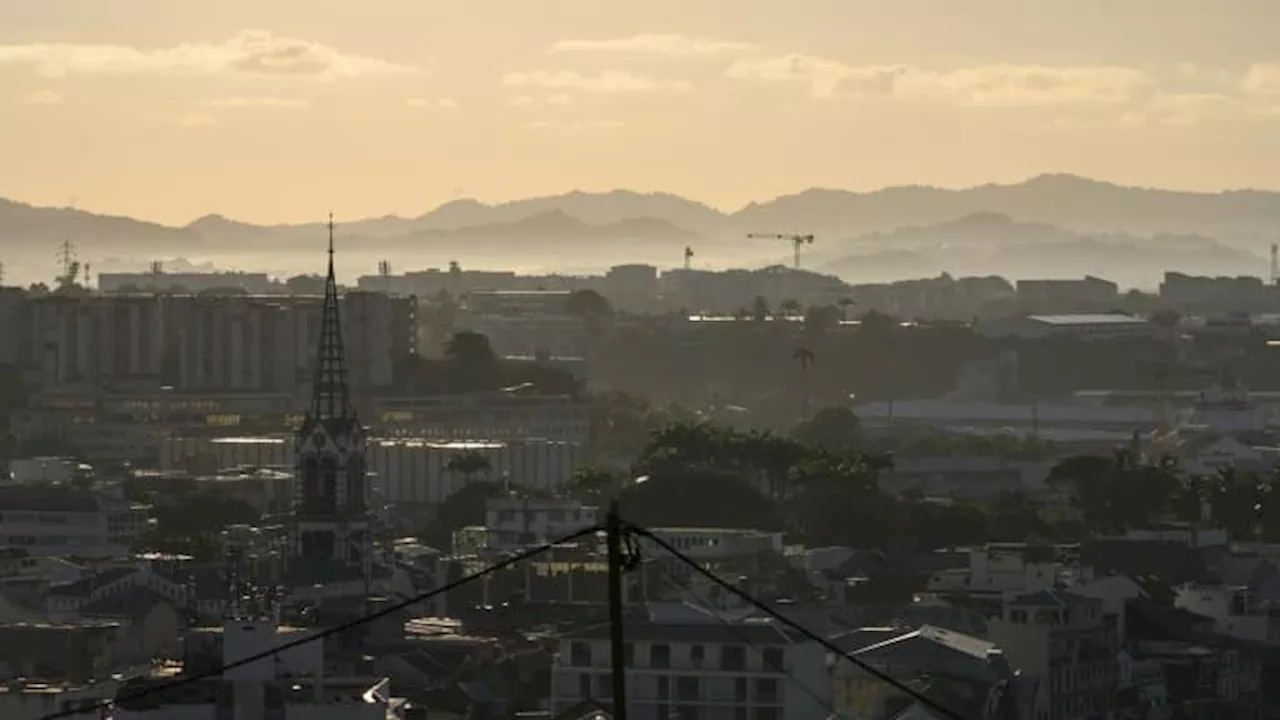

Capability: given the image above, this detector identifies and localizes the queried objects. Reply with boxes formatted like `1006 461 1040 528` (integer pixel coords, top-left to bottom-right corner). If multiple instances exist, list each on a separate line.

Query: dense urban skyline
3 0 1280 224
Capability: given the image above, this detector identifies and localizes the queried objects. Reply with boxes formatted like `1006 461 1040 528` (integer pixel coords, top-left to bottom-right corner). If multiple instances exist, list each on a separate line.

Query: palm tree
792 347 816 422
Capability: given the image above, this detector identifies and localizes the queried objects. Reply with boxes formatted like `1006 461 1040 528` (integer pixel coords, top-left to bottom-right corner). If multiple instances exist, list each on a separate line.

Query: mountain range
1 174 1277 285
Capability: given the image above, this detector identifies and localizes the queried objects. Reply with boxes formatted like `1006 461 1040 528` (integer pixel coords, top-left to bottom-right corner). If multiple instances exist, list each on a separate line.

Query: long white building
2 291 415 396
162 435 580 505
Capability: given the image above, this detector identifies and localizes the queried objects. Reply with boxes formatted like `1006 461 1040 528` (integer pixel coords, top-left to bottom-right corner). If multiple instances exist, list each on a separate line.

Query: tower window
301 457 320 514
347 457 367 512
321 457 338 510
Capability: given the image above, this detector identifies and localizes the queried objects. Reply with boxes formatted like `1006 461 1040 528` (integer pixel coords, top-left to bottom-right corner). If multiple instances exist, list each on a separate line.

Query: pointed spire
309 212 354 421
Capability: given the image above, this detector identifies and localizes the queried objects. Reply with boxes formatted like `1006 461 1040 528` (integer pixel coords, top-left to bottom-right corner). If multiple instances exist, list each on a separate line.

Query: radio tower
683 246 694 270
55 240 80 288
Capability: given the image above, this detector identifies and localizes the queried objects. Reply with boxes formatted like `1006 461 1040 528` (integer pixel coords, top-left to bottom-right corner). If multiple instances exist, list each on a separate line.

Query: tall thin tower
290 214 372 594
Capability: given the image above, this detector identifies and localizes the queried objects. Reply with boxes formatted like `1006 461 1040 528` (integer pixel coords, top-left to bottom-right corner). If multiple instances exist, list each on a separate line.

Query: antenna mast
683 246 694 270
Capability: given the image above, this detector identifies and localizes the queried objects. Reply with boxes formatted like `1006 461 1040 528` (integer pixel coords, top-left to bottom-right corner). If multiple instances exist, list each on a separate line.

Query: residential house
986 590 1119 720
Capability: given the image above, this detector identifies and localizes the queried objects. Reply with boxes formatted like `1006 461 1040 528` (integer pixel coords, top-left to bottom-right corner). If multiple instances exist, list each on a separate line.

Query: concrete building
549 607 833 720
0 485 149 559
1015 277 1119 313
163 435 580 506
975 313 1152 340
10 290 413 397
925 543 1075 600
111 617 400 719
372 391 591 445
453 496 600 553
986 589 1119 720
1174 584 1280 645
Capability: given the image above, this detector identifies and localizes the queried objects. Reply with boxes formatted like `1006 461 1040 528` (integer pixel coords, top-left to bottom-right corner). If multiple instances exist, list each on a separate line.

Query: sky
3 0 1280 225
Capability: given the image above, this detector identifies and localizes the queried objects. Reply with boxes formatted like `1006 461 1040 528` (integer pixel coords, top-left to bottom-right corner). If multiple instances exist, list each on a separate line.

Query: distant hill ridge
4 174 1280 256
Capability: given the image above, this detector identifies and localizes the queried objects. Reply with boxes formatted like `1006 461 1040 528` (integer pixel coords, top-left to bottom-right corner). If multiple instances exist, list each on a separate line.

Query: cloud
200 96 308 108
0 30 418 79
15 89 63 106
504 70 690 93
726 54 1153 105
525 118 627 130
406 96 458 109
1243 63 1280 96
549 33 754 57
174 113 220 128
509 93 572 108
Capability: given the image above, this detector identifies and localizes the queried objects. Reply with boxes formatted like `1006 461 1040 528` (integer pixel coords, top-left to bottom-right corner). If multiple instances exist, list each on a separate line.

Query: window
722 644 747 671
735 678 748 702
650 643 671 669
754 678 779 704
578 673 591 698
761 647 784 672
690 644 705 666
676 676 700 702
656 675 670 700
569 641 591 667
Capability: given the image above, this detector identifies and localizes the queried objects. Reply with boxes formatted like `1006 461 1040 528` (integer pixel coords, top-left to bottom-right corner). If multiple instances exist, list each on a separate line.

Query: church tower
290 215 372 590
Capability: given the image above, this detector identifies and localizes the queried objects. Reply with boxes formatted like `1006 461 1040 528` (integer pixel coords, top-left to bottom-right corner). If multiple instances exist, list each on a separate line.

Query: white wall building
372 392 591 445
112 618 401 719
0 486 149 559
0 681 118 720
926 543 1070 599
550 610 832 720
162 435 580 506
1174 584 1280 645
454 496 599 553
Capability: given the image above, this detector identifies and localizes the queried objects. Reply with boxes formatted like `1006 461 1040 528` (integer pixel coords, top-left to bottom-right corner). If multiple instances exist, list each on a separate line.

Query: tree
751 295 770 323
1046 451 1180 533
803 305 841 336
779 299 802 318
445 331 497 367
565 289 614 323
569 466 616 501
425 479 504 547
793 406 862 455
792 347 815 422
446 451 493 485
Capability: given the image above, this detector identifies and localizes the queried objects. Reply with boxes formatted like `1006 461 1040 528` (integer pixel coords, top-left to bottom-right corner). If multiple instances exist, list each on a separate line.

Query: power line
37 525 603 720
625 523 973 720
652 561 843 719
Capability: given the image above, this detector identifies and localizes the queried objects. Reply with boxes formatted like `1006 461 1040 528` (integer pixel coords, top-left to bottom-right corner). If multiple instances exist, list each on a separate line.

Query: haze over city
8 4 1280 720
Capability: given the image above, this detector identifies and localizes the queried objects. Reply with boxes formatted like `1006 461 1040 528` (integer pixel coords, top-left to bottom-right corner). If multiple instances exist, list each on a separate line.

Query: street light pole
605 500 628 720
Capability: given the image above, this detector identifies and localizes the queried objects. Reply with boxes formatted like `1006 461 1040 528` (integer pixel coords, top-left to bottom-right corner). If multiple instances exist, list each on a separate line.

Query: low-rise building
986 589 1119 720
0 485 149 559
549 608 832 720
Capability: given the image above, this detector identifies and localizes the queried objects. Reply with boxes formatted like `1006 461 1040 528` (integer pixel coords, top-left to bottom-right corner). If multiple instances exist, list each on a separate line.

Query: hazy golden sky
3 0 1280 225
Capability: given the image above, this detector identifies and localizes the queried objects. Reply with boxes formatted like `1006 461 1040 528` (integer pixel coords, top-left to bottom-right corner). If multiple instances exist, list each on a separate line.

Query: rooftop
1027 313 1146 325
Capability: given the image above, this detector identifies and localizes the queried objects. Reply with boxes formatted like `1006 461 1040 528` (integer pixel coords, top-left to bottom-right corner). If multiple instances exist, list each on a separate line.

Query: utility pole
605 500 628 720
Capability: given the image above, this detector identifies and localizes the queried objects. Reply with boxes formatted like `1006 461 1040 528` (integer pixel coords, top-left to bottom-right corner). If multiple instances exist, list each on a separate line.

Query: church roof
306 214 356 425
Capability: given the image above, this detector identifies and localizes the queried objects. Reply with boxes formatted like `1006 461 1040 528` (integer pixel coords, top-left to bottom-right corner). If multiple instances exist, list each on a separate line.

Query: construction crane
746 232 815 270
683 246 694 270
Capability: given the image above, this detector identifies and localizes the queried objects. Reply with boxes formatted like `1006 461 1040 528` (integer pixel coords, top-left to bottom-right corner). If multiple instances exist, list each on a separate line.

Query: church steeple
309 213 354 422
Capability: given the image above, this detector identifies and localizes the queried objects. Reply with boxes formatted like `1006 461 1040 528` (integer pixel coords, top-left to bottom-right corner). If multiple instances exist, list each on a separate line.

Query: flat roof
1028 313 1146 325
